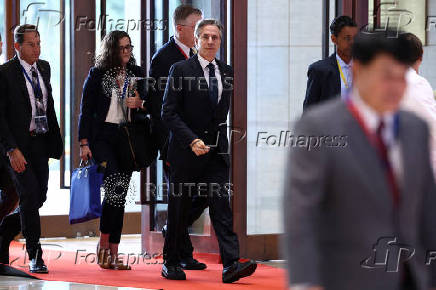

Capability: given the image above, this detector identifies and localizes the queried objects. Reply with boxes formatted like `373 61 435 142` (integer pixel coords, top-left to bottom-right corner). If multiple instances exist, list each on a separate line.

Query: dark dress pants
8 135 49 259
93 123 134 244
163 151 239 268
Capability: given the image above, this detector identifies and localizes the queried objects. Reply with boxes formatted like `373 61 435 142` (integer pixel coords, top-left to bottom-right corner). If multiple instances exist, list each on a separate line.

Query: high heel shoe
109 254 131 270
96 245 111 269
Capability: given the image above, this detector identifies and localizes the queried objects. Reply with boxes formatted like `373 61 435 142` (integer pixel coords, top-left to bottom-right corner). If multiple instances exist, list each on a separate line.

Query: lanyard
21 65 42 97
116 74 130 100
176 44 189 60
337 59 350 89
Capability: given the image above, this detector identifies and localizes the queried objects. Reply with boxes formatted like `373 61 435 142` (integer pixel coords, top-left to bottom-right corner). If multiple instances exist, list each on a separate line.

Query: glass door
142 0 229 256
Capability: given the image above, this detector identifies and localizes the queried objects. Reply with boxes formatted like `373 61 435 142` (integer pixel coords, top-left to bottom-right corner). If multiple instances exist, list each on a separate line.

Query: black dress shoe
180 257 207 270
161 264 186 280
222 260 257 283
29 258 48 274
161 225 167 238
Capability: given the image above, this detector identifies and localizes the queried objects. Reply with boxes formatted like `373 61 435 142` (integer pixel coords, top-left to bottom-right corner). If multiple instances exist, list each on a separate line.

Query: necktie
375 120 399 207
207 62 218 105
189 48 195 57
30 67 48 133
30 67 43 101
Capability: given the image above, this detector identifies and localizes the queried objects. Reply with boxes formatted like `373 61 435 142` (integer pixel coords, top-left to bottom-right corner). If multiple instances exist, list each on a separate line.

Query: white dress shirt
336 54 353 99
401 67 436 178
174 36 191 59
351 90 403 186
18 54 48 131
197 53 223 103
105 88 127 124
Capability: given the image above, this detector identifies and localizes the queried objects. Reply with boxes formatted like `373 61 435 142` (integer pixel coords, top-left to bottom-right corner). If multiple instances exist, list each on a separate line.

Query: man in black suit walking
0 25 63 273
161 19 257 283
303 16 358 110
149 5 207 271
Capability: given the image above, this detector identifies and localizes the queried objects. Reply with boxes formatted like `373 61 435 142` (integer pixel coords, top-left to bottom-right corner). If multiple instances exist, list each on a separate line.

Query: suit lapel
397 113 416 209
36 61 51 93
169 37 188 60
12 57 32 112
343 105 395 213
330 53 341 95
189 55 216 110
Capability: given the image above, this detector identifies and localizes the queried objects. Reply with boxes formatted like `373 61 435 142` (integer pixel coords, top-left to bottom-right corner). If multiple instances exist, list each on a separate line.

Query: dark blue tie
207 62 218 105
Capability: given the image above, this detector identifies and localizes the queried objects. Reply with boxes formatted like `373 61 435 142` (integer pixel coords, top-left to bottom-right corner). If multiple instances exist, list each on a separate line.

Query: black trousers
8 135 49 259
0 161 19 222
93 123 134 244
0 162 21 264
163 152 240 268
177 194 209 259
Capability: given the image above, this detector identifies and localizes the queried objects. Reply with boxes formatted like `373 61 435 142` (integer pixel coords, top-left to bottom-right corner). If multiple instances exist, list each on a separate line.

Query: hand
80 139 92 161
191 139 210 156
125 91 143 109
8 148 27 173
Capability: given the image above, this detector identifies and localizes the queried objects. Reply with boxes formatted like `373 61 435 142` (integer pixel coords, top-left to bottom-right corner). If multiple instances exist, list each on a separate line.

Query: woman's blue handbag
69 160 104 224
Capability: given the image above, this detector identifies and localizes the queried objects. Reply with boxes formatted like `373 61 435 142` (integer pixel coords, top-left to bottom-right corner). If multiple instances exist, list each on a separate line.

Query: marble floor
0 277 157 290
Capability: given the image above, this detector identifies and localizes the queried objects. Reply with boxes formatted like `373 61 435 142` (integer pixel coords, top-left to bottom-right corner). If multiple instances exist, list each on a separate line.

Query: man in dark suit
161 19 257 282
0 32 21 265
0 24 63 273
303 16 358 110
148 5 207 271
286 30 436 290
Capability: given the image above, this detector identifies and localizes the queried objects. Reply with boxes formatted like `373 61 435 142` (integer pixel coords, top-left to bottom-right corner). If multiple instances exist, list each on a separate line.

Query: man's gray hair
194 19 224 39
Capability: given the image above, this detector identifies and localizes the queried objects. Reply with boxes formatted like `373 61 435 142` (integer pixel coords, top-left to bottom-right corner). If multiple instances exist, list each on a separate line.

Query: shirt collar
197 53 217 71
350 88 395 138
174 36 191 58
336 53 352 68
17 53 38 73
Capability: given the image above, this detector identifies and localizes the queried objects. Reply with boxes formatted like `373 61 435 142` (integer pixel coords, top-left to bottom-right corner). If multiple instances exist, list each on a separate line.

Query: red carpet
8 242 286 290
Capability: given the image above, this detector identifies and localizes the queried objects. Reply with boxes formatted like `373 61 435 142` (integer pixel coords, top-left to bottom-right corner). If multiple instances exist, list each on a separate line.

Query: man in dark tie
286 30 436 290
0 24 63 273
303 16 358 110
161 19 257 282
148 4 208 271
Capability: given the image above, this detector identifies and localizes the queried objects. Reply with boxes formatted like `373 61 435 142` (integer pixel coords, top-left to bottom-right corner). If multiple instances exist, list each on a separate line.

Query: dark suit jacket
303 53 341 111
161 54 233 173
78 64 147 144
286 99 436 290
0 56 63 159
148 36 188 160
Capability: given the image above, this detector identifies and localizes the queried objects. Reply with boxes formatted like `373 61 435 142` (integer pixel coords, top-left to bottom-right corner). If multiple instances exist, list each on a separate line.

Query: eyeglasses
177 23 196 29
119 44 134 53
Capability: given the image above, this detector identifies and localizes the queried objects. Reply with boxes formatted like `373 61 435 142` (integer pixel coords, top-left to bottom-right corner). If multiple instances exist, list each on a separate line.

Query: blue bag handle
77 159 96 179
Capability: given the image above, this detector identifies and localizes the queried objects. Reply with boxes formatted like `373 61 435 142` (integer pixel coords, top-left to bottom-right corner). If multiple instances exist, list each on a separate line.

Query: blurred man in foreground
285 30 436 290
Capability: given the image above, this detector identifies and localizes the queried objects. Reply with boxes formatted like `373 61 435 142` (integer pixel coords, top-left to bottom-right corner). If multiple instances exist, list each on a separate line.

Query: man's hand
8 148 27 173
80 139 92 161
191 139 210 156
125 90 143 109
